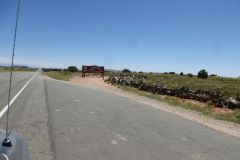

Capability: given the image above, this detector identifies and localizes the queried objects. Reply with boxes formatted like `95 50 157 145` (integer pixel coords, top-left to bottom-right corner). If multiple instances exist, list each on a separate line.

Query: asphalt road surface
0 72 240 160
0 72 35 110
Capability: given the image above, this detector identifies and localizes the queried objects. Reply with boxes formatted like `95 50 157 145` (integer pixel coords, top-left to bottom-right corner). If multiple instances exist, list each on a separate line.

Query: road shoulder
69 76 240 138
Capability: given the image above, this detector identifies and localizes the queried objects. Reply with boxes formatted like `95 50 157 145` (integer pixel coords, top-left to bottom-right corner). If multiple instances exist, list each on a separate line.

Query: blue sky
0 0 240 77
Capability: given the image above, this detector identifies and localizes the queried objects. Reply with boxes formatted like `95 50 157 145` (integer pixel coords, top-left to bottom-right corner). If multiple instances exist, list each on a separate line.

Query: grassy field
117 85 240 124
0 66 37 72
134 73 240 98
43 71 79 81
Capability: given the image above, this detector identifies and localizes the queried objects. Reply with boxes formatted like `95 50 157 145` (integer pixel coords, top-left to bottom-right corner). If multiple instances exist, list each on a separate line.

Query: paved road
0 72 35 110
0 72 240 160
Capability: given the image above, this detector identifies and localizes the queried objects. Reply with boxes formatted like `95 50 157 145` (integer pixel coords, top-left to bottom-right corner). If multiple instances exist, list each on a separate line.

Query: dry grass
137 73 240 97
42 71 79 81
118 85 240 124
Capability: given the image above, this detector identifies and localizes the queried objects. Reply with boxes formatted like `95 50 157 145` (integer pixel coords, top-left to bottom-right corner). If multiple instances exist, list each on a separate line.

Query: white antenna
2 0 21 147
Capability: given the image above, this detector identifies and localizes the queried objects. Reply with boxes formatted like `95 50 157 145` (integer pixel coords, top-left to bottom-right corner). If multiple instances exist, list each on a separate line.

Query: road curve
0 72 239 160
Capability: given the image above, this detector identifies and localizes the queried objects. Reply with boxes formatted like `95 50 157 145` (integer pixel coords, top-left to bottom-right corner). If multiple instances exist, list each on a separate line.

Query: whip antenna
2 0 21 147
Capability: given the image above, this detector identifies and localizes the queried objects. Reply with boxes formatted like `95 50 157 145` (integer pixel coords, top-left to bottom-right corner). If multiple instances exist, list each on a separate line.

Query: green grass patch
43 71 78 81
116 84 240 124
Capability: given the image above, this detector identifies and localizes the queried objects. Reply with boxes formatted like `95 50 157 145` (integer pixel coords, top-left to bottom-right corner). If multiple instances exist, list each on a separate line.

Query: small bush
169 72 175 74
180 72 184 76
237 93 240 101
42 68 62 72
198 69 208 79
187 73 193 77
163 72 168 74
52 68 61 71
210 74 217 77
233 109 240 122
122 69 131 73
68 66 78 72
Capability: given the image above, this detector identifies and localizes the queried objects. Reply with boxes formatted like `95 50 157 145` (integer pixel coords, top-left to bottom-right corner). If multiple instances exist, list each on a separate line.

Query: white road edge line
0 71 39 118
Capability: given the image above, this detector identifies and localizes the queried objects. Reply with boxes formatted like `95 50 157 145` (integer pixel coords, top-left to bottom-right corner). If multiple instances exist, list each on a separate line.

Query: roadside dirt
213 108 234 115
71 75 115 91
70 76 240 138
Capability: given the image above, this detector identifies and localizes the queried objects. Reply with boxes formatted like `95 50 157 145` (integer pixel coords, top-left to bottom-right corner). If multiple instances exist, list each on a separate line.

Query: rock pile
106 74 240 109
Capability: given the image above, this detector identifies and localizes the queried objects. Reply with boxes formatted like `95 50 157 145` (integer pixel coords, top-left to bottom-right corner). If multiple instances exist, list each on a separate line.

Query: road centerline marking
0 71 39 118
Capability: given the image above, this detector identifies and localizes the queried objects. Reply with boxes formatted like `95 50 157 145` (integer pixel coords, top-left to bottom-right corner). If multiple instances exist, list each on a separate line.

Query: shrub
198 69 208 79
164 72 168 74
68 66 78 72
236 93 240 101
233 109 240 122
169 72 175 74
139 71 143 74
180 72 184 76
52 68 61 71
210 74 217 77
122 69 131 73
187 73 193 77
42 68 61 72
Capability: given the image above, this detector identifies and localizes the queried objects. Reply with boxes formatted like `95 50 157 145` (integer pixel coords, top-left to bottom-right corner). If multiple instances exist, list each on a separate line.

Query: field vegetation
126 72 240 98
42 66 79 81
43 71 78 81
0 66 38 72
